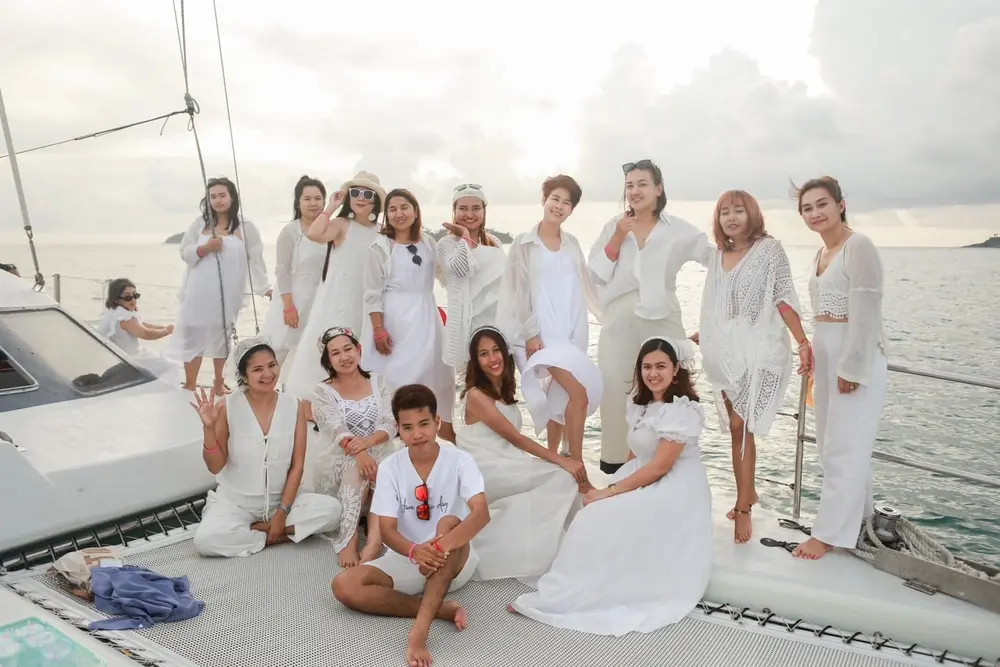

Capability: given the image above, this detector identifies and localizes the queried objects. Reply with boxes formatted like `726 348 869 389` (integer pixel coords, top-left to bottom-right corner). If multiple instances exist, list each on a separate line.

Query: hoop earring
368 212 377 222
348 211 355 220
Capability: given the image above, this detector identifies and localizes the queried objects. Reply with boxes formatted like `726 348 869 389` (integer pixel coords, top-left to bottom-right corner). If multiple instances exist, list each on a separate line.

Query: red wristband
408 543 418 563
432 540 444 552
283 306 296 313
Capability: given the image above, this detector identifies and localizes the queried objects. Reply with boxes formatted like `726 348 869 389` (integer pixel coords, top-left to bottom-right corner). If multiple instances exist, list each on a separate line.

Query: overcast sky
1 0 999 237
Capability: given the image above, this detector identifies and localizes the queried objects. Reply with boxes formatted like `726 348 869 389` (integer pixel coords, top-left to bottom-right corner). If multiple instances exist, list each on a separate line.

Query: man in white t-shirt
332 383 490 667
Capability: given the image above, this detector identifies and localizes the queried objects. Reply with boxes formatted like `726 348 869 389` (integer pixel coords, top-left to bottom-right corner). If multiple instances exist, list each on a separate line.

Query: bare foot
727 491 759 520
733 509 752 544
339 546 361 568
792 537 832 560
359 541 381 564
406 629 433 667
441 601 468 631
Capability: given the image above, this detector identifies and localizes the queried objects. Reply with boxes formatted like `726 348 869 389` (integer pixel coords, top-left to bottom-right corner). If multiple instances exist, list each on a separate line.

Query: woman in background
98 277 180 384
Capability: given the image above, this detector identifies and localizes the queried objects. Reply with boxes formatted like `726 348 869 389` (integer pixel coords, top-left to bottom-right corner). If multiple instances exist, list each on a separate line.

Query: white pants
811 322 887 548
194 485 342 558
369 545 479 596
597 292 686 469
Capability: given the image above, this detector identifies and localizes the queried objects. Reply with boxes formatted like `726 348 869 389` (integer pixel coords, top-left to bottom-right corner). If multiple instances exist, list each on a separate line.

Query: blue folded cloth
87 565 204 631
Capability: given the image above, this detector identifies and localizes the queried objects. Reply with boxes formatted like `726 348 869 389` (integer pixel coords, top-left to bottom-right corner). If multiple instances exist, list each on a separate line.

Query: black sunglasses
405 244 422 266
622 159 658 174
119 293 141 301
349 188 376 201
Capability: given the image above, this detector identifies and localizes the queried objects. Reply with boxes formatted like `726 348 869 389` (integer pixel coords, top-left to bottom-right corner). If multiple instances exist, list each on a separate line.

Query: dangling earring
368 212 377 222
348 211 355 220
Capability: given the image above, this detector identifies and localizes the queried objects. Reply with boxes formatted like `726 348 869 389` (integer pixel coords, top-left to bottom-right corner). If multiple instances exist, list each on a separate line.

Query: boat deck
2 492 997 667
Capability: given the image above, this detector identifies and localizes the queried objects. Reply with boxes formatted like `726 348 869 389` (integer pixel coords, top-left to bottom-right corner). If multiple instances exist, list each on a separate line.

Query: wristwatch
277 503 292 515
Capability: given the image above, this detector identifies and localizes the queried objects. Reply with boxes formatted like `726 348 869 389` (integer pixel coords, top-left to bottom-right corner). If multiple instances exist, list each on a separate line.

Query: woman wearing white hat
281 171 386 411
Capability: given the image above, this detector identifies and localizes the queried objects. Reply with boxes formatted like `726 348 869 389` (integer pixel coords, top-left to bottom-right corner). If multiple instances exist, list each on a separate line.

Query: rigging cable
0 87 45 291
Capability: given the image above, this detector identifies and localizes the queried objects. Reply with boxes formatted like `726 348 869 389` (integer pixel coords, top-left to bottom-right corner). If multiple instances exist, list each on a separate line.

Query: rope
0 110 189 159
852 515 1000 582
211 0 260 335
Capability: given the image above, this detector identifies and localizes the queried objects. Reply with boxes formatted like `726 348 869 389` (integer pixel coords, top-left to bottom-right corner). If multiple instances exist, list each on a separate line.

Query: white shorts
369 545 479 596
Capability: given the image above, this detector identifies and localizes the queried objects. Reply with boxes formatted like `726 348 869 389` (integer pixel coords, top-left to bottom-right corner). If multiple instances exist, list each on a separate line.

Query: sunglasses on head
622 159 658 174
405 244 423 266
454 183 483 192
119 293 141 301
349 188 377 201
415 483 430 521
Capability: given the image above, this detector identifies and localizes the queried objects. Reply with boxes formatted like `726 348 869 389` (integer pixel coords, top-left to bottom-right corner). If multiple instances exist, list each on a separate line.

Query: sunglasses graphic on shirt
415 483 430 521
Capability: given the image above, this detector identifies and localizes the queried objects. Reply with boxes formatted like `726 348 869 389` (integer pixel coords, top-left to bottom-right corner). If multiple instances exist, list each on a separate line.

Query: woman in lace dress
437 184 507 388
311 326 398 567
171 177 271 394
261 175 329 371
696 190 812 543
457 325 585 581
793 176 887 560
98 277 181 384
358 189 456 441
588 159 712 474
282 171 385 410
510 336 712 635
496 175 603 491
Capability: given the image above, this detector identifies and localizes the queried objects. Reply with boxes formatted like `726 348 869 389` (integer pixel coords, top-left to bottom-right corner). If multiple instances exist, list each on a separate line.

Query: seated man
332 383 490 667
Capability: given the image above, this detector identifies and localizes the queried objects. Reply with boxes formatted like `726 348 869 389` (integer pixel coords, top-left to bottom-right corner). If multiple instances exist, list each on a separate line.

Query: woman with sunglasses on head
260 175 329 370
97 277 181 384
358 188 457 442
457 326 584 580
311 325 398 568
172 177 271 394
587 159 713 475
496 174 603 493
437 184 507 377
282 171 385 411
509 336 712 636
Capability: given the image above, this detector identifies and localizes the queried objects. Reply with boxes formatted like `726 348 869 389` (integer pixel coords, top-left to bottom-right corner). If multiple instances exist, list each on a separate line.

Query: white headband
223 334 275 392
640 335 696 370
469 324 508 347
453 183 487 205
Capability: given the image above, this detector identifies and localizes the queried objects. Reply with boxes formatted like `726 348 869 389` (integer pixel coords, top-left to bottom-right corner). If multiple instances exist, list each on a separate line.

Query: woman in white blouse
358 188 456 440
496 174 603 492
794 176 887 560
588 159 712 474
172 177 271 394
98 277 180 384
696 190 812 544
310 326 398 568
261 175 329 371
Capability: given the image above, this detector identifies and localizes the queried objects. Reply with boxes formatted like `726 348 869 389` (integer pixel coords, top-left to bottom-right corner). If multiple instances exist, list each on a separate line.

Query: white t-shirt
371 443 486 545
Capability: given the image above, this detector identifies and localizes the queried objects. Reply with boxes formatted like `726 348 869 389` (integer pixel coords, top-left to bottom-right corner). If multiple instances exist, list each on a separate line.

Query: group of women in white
116 161 887 643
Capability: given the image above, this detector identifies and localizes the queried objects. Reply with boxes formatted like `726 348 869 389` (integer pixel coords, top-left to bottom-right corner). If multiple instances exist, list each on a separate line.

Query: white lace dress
456 399 580 580
310 373 398 551
511 398 712 636
699 237 801 450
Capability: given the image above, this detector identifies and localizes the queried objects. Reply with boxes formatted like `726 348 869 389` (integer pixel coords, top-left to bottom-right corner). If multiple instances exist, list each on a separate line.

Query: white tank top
217 391 299 497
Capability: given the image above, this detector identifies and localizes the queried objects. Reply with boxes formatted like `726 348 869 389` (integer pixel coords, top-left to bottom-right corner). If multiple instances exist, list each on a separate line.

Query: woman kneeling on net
191 336 343 558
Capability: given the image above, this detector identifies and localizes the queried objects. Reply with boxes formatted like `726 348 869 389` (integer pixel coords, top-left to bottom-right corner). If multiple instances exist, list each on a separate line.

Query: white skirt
514 343 603 436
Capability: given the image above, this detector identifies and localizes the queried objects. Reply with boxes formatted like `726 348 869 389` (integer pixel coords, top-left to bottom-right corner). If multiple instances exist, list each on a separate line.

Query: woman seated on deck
97 277 181 385
509 336 713 636
311 325 399 568
457 325 586 580
191 336 342 558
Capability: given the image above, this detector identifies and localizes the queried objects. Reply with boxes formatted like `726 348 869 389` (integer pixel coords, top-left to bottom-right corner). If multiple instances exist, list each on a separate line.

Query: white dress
511 397 713 636
456 398 580 580
97 306 182 385
261 220 328 370
310 374 398 551
282 222 379 399
699 237 801 452
171 220 270 362
359 237 455 420
193 392 342 558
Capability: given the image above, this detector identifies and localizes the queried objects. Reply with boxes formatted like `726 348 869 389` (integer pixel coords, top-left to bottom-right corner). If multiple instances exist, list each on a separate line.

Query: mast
0 85 44 290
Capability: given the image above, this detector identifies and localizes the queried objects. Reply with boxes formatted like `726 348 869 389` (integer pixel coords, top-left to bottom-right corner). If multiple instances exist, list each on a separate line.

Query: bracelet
798 338 811 347
432 539 444 552
283 306 296 313
408 542 418 563
374 330 389 341
203 444 218 452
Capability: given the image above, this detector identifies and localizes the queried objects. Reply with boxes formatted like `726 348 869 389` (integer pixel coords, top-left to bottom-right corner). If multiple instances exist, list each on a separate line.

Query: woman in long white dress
97 277 181 385
510 336 712 636
437 183 507 382
588 159 713 474
793 176 887 560
282 171 385 407
172 177 271 394
191 336 342 558
496 174 603 491
310 326 398 568
261 175 329 371
696 190 812 544
457 325 585 580
358 188 456 441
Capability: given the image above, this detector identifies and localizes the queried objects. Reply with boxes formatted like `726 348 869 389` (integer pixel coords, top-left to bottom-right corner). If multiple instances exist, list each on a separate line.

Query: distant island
963 234 1000 248
164 227 514 244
